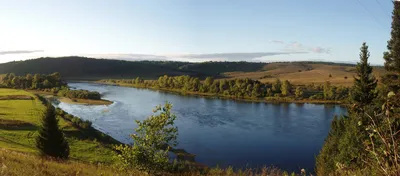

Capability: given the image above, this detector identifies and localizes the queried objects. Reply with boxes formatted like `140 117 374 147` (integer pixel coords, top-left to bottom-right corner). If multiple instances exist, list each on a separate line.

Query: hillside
0 57 198 80
0 56 386 85
223 62 386 86
0 89 118 163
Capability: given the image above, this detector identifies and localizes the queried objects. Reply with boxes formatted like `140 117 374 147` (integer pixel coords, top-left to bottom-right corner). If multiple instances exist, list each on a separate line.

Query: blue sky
0 0 394 64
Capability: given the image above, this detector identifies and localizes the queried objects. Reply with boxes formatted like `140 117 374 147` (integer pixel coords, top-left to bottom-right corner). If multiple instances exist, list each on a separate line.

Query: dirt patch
0 95 33 100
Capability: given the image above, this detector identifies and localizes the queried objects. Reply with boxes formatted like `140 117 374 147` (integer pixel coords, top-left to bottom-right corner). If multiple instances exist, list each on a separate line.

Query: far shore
94 81 348 105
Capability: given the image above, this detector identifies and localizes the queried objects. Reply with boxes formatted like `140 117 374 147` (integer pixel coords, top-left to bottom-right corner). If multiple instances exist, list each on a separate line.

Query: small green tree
204 77 214 90
36 103 69 159
351 42 377 108
272 78 282 93
323 81 335 100
295 87 304 99
252 83 261 98
115 102 178 174
281 80 292 96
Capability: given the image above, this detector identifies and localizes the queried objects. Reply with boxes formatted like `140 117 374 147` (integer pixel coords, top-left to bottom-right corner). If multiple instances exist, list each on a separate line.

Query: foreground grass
0 148 141 176
0 148 297 176
0 88 117 164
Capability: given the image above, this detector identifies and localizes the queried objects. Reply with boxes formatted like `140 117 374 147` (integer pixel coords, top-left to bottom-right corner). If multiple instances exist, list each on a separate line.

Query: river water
57 82 346 172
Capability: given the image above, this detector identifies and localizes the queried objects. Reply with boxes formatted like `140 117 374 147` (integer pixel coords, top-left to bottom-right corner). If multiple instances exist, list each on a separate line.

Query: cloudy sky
0 0 393 65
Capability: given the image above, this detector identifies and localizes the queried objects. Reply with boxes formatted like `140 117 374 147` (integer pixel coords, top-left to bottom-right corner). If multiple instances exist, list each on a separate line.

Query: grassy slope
0 88 116 163
0 149 142 176
223 62 386 86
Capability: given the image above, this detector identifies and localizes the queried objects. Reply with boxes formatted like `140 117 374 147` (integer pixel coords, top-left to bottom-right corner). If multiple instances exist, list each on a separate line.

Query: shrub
114 102 179 174
309 93 324 100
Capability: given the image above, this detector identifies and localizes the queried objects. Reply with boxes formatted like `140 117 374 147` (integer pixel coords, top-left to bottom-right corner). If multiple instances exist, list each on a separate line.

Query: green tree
219 79 228 92
281 80 292 96
252 83 261 98
323 81 335 100
351 42 377 108
25 74 33 88
383 1 400 93
295 87 304 99
316 116 346 175
191 77 200 91
114 102 178 173
32 74 41 89
42 80 52 88
272 78 281 93
11 77 20 88
204 77 214 91
36 103 69 159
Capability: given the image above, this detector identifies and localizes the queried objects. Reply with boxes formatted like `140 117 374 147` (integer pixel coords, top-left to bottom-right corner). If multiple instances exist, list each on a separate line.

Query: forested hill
0 56 266 80
0 57 197 80
0 56 383 85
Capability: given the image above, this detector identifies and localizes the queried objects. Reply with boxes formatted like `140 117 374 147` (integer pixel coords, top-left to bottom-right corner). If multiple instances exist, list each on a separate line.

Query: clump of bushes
57 87 101 100
56 108 92 129
309 93 324 100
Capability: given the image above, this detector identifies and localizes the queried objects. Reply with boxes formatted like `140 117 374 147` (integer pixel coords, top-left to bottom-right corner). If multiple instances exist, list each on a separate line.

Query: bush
114 102 179 174
57 87 101 100
309 93 324 100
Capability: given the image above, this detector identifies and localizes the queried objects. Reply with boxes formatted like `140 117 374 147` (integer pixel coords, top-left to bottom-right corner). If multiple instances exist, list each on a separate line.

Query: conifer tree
351 42 377 108
36 103 69 159
383 1 400 92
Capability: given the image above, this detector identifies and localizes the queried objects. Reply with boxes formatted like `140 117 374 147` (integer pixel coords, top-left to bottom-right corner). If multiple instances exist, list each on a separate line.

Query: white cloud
271 41 331 54
0 50 44 55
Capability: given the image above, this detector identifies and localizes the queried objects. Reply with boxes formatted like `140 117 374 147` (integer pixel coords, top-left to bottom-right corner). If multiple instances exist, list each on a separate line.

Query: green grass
0 148 142 176
0 88 117 164
0 89 33 96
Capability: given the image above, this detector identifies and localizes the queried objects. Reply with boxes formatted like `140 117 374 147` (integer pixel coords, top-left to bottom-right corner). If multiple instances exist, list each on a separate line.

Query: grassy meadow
223 62 386 86
0 88 116 163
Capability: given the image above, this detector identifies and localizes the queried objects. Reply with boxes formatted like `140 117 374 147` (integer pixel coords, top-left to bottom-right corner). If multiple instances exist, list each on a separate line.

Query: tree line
0 72 65 89
0 72 101 100
102 75 350 102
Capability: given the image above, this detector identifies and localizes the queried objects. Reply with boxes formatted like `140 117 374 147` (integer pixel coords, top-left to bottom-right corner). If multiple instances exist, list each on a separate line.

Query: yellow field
222 62 386 86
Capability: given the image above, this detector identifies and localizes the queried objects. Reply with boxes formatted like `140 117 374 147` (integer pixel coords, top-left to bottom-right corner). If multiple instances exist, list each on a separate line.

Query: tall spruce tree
383 1 400 92
351 42 377 108
36 103 69 159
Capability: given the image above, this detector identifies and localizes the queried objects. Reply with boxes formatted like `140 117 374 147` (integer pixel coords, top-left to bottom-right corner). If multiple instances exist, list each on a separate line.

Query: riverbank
27 90 113 105
97 81 347 105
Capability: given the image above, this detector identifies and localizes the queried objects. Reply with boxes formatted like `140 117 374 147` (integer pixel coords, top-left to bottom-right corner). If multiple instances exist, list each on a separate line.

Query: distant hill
0 56 267 80
0 57 196 80
0 56 387 85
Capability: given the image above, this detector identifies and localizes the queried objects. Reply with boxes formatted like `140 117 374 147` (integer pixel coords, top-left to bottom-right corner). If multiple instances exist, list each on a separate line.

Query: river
57 82 347 172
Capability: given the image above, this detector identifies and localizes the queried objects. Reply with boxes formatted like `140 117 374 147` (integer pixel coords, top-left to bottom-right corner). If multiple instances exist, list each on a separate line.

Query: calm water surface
58 82 346 172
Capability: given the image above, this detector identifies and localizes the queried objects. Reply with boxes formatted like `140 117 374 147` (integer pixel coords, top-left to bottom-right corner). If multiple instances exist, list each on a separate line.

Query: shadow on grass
0 119 38 130
63 127 120 146
0 136 35 150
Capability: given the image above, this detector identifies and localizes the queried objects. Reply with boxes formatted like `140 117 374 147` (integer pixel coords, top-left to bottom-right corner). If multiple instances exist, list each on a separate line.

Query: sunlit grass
0 88 116 164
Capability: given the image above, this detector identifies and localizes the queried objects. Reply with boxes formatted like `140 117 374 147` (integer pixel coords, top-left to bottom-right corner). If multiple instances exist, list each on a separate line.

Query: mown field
0 88 116 163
